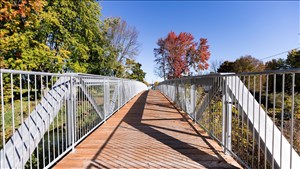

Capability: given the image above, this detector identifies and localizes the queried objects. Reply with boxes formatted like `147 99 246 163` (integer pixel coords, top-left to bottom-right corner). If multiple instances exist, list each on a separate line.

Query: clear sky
100 1 300 83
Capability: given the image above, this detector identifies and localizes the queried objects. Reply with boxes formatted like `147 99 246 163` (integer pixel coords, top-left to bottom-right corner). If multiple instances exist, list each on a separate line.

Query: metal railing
156 69 300 169
0 69 147 169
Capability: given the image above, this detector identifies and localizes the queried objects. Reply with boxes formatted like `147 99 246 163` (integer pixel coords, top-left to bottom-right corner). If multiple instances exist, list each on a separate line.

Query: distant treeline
217 51 300 92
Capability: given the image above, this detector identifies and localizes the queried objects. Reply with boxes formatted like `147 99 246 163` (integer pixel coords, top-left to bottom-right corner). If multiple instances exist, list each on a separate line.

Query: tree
265 50 300 93
154 31 210 79
105 18 140 64
217 61 235 73
286 50 300 91
210 60 223 73
218 56 264 73
143 81 149 86
154 81 159 87
218 56 265 92
154 38 168 80
46 0 111 74
234 55 265 73
0 0 66 72
265 58 287 92
124 58 146 82
0 0 120 75
287 49 300 69
265 58 287 70
0 0 145 79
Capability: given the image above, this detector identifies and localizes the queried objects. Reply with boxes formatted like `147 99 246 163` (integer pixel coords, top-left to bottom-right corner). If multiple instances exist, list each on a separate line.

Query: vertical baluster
231 76 235 154
290 73 295 169
56 76 60 157
272 74 276 169
252 75 256 168
1 72 5 169
247 75 250 165
51 76 55 161
191 83 196 123
241 76 245 160
70 76 75 151
27 74 32 169
20 74 24 166
41 75 45 168
264 75 269 169
46 75 51 164
11 73 15 168
237 75 241 157
258 75 262 168
280 74 285 169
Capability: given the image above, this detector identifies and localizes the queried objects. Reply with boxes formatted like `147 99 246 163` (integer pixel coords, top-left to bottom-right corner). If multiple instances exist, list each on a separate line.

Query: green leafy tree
143 81 149 86
1 0 120 75
265 50 300 93
0 0 67 72
218 56 264 73
287 50 300 91
154 81 159 87
287 49 300 68
0 0 53 103
265 58 287 70
218 56 265 91
217 61 235 73
124 58 146 82
265 59 288 93
234 55 265 73
44 0 110 73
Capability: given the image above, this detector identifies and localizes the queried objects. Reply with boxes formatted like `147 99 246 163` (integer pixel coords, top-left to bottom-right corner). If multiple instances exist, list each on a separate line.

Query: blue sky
100 1 300 83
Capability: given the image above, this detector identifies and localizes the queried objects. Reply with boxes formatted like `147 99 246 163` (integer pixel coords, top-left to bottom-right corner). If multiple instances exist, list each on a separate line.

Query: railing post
222 77 226 153
121 79 123 105
130 80 132 99
222 77 232 154
190 83 196 124
67 76 76 151
118 79 121 110
175 80 178 104
73 78 77 145
226 92 232 154
181 80 184 109
104 78 109 122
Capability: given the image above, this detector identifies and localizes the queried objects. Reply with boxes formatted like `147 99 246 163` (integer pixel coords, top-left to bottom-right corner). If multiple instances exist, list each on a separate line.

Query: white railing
0 69 147 169
156 69 300 169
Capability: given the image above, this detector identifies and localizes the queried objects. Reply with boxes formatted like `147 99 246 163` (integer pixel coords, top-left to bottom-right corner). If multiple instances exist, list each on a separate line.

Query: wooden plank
53 90 242 169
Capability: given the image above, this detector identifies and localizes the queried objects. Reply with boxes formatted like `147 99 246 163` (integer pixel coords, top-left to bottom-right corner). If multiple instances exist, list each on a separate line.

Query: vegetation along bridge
1 69 300 169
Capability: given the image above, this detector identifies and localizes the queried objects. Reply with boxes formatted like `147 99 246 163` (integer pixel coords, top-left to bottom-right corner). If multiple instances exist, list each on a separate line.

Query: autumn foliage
0 0 45 25
154 31 210 79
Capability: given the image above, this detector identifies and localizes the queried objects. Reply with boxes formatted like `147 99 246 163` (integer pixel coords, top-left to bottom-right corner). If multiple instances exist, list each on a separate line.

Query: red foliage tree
154 31 210 79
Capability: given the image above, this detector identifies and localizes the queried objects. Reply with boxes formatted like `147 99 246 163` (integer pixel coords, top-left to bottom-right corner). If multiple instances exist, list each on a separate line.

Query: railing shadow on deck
86 90 239 169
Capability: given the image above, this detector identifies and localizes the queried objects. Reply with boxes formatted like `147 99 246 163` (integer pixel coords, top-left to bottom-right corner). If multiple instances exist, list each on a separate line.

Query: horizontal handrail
159 68 300 83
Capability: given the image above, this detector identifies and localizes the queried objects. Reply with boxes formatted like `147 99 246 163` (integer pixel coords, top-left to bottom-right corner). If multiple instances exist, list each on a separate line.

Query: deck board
53 90 242 169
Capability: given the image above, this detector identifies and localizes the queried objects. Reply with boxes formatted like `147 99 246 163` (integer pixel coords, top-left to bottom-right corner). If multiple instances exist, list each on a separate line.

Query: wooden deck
53 90 242 168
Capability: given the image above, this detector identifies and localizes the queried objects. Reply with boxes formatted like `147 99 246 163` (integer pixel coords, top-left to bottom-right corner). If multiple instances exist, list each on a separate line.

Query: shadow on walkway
84 90 240 168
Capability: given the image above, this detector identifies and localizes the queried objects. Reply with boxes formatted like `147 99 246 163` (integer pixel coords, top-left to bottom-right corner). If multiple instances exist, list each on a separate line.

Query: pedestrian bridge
0 69 300 169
